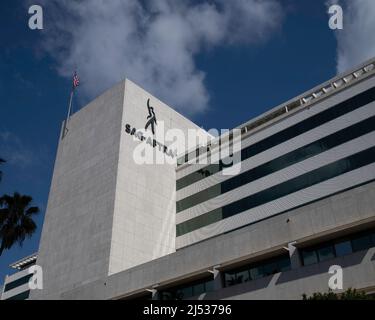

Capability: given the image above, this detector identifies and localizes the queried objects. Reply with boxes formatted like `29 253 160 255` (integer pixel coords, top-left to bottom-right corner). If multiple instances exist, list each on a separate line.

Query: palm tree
0 192 40 256
0 158 5 182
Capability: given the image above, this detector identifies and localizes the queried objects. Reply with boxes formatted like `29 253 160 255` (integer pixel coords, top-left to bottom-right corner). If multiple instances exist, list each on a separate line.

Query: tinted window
335 241 352 257
249 266 264 280
371 232 375 245
263 262 278 276
176 116 375 212
278 256 292 272
176 87 375 189
176 286 192 299
177 146 375 236
205 280 214 293
192 283 205 296
317 245 335 262
352 234 373 252
4 274 33 292
302 250 318 266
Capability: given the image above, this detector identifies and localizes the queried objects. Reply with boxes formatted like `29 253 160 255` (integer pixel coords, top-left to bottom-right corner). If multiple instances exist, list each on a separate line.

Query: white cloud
329 0 375 73
36 0 283 115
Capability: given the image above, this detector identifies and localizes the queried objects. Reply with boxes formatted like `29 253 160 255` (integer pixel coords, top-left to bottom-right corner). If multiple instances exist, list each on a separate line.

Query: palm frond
0 192 40 256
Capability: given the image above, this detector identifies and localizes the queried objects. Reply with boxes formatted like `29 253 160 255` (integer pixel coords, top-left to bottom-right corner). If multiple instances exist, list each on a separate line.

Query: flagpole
63 87 74 138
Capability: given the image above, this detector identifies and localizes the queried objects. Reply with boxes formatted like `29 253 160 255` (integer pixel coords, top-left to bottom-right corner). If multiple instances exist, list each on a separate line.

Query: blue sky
1 0 374 285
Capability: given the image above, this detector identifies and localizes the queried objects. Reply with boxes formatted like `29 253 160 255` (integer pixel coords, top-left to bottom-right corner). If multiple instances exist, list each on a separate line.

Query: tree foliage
302 288 373 300
0 192 40 256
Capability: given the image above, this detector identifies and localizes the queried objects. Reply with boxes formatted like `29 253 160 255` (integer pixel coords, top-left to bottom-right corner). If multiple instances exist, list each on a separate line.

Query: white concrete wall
109 79 210 274
32 79 209 299
32 81 126 299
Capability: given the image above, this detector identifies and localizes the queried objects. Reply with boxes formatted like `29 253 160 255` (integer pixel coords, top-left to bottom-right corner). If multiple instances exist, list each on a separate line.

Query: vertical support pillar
150 289 159 300
212 265 223 291
287 241 301 269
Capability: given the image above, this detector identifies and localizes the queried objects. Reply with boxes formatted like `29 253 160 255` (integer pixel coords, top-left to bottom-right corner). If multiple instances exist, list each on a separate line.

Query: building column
212 265 223 291
287 241 301 269
146 288 160 300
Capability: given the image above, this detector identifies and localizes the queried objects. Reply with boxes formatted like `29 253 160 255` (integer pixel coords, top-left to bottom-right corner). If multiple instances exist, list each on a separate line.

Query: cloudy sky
1 0 375 283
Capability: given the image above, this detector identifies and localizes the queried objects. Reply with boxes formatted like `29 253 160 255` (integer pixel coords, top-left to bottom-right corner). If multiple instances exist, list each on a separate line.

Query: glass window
236 270 250 283
249 266 264 280
174 286 193 300
302 249 318 266
205 280 214 293
224 272 236 287
263 262 278 276
225 270 249 286
277 256 291 272
352 234 373 252
160 292 173 300
4 274 33 292
317 245 335 262
177 145 375 236
334 240 352 257
176 89 375 190
5 290 30 300
371 232 375 246
192 283 205 296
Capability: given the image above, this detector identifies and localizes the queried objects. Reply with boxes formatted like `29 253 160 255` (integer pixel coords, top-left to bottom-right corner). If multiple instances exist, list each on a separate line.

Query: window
5 290 30 300
263 261 279 276
193 283 205 296
176 286 193 300
352 234 373 252
224 269 250 287
224 254 291 287
234 270 250 283
177 146 375 236
334 241 352 257
317 245 335 262
371 231 375 245
160 278 214 300
176 87 375 190
302 250 318 266
4 274 33 292
176 115 375 213
300 228 375 267
278 256 292 271
249 266 264 280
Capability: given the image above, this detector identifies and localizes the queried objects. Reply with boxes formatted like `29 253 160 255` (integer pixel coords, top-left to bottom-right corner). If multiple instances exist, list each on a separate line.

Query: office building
26 58 375 299
1 253 38 300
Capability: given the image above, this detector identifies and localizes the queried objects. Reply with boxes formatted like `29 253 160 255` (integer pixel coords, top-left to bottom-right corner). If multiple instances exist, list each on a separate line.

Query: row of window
176 116 375 212
301 228 375 266
176 86 375 191
159 277 214 300
3 274 33 293
224 255 291 287
135 228 375 300
177 133 235 167
176 146 375 236
4 290 30 300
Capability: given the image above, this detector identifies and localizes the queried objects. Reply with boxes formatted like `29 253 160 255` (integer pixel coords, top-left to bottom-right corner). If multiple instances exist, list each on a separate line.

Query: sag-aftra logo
125 98 178 159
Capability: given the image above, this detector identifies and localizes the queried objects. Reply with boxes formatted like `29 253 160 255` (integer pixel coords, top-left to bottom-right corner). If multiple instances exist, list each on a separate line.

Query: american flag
72 71 80 89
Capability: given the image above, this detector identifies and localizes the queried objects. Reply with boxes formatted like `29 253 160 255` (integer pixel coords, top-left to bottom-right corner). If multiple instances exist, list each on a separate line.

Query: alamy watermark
126 121 242 176
28 5 43 30
328 264 343 290
28 265 43 290
328 4 344 30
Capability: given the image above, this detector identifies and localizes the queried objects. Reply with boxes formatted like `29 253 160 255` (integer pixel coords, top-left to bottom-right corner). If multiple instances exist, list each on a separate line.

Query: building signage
125 98 177 159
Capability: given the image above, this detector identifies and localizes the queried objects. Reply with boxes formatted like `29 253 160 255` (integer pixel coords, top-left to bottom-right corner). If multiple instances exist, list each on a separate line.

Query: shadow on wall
199 249 373 300
276 249 369 285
